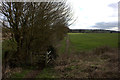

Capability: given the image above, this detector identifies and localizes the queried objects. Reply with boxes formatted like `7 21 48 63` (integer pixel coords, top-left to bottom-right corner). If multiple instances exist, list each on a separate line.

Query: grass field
68 33 118 51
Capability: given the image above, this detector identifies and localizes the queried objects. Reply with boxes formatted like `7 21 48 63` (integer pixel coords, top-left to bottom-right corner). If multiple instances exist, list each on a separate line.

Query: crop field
68 33 118 51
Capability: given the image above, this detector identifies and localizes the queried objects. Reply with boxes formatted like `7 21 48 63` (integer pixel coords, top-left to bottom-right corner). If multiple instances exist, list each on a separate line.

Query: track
65 35 70 54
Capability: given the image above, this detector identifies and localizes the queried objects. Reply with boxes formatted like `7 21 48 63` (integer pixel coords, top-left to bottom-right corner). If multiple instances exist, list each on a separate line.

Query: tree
1 1 72 68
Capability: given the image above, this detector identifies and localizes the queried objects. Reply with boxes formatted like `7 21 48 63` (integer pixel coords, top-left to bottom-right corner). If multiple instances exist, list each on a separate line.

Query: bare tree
1 1 73 68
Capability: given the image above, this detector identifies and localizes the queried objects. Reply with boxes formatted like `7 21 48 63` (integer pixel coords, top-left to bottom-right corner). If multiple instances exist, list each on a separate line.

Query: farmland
68 33 118 51
1 1 119 79
5 33 119 78
55 33 119 78
35 33 119 78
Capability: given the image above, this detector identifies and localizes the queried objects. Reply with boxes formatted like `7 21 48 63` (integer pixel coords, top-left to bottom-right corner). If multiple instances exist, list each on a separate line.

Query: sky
67 0 119 31
0 0 119 31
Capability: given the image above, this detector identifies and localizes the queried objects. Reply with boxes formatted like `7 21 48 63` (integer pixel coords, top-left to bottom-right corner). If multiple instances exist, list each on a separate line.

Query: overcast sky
67 0 119 31
0 0 119 31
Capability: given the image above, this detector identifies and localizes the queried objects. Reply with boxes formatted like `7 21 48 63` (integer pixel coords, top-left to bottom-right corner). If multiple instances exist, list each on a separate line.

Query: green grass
36 67 59 78
68 33 118 51
10 69 31 79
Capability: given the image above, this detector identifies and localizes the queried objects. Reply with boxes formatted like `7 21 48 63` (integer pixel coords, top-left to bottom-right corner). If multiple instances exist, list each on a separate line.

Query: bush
2 39 18 68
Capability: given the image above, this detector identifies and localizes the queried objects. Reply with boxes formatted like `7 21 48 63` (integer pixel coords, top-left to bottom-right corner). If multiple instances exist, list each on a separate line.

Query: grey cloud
108 3 118 9
93 22 118 29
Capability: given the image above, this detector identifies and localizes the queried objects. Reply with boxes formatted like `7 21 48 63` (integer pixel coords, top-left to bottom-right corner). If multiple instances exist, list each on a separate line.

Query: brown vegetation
54 46 119 78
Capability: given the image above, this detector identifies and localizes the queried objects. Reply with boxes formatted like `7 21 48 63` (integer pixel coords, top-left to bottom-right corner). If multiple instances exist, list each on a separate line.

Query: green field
68 33 118 51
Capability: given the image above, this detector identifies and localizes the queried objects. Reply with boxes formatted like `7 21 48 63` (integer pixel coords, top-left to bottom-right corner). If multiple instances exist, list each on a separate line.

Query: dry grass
54 46 119 78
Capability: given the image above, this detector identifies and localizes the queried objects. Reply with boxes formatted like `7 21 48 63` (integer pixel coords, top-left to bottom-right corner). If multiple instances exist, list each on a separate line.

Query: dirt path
65 35 70 54
24 69 41 79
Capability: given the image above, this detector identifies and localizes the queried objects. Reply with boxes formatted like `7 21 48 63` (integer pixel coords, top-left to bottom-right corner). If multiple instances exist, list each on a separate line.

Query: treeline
1 1 72 76
69 29 120 33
